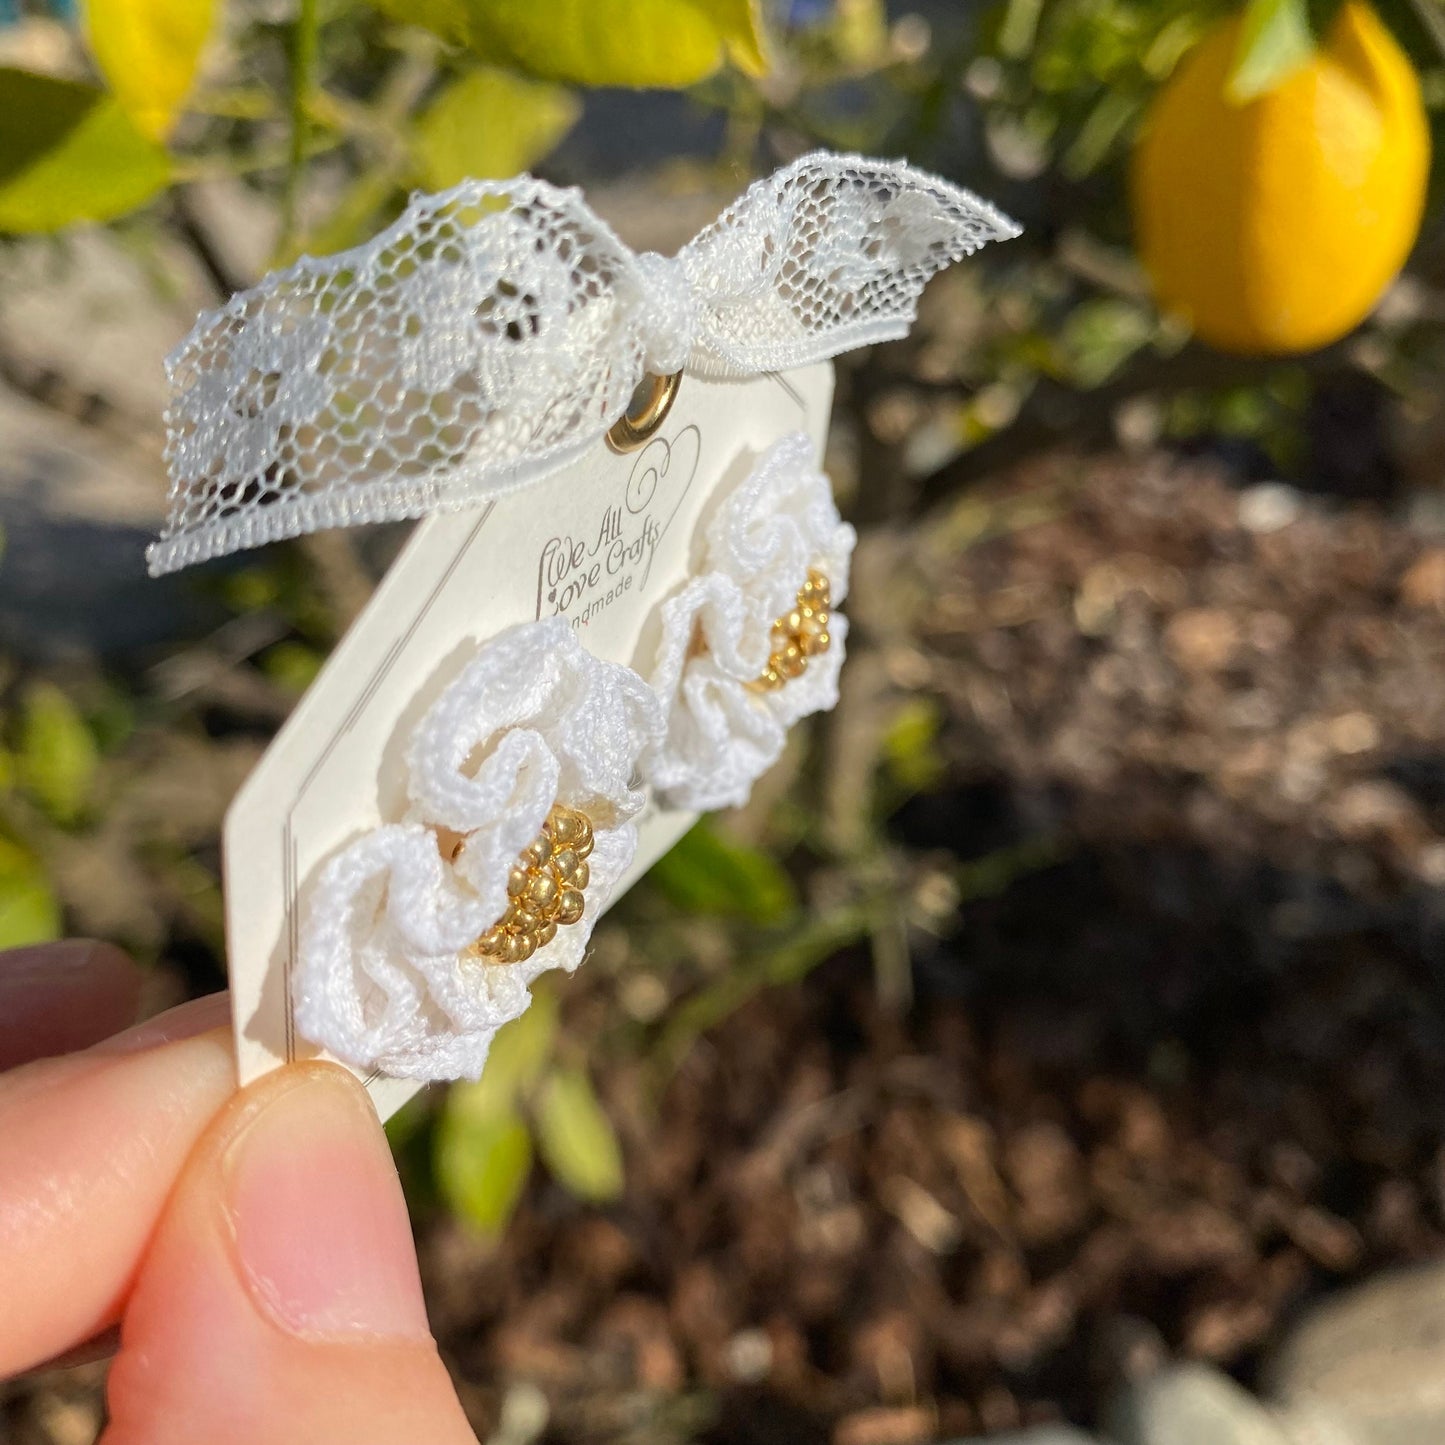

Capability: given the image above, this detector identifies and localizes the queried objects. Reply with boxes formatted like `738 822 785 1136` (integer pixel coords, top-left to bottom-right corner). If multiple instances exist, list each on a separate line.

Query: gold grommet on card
606 371 682 452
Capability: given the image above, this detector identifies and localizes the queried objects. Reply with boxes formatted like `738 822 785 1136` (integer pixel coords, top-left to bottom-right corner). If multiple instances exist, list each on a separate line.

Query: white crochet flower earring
643 431 857 811
294 616 663 1080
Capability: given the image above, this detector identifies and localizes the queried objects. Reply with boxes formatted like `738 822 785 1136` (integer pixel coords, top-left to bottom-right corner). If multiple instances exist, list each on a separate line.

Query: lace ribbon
149 151 1018 575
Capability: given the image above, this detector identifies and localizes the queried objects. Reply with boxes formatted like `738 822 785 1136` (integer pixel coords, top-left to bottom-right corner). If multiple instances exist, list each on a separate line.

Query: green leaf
0 836 61 948
0 70 172 234
365 0 768 88
1228 0 1315 101
414 67 580 190
18 683 98 827
535 1065 624 1203
433 1102 534 1235
262 641 325 695
383 1091 432 1152
998 0 1044 60
83 0 217 141
428 997 558 1231
454 989 558 1120
649 820 796 925
880 697 945 795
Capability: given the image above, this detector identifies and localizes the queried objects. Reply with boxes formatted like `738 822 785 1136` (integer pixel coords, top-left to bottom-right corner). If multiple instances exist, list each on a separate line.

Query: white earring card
223 361 834 1121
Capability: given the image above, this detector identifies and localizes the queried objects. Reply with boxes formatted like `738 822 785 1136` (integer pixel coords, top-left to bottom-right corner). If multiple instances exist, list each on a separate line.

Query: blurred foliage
2 0 1443 1243
17 681 98 826
362 0 768 85
433 989 624 1234
649 819 798 925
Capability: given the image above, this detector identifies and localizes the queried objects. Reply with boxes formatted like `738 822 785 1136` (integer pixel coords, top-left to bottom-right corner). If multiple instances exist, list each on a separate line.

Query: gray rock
1107 1363 1295 1445
1265 1262 1445 1445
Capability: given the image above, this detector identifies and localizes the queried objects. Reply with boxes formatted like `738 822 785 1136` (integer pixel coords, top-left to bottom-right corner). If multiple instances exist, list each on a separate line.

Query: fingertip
0 1026 236 1376
107 1063 476 1445
221 1063 431 1342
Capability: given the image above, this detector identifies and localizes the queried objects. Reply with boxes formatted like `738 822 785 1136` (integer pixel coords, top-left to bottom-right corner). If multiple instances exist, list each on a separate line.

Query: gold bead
573 816 594 859
507 866 530 898
556 888 585 925
523 835 553 868
499 932 529 964
472 924 505 956
516 932 537 962
510 904 542 933
527 872 559 912
553 847 580 882
549 808 581 846
752 567 836 688
537 919 558 947
572 861 589 890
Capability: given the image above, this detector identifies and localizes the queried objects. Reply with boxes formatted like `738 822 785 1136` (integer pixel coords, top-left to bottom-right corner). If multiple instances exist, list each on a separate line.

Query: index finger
0 995 235 1377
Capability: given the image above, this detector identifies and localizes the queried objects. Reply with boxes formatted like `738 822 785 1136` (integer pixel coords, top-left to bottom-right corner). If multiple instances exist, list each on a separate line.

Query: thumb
104 1063 476 1445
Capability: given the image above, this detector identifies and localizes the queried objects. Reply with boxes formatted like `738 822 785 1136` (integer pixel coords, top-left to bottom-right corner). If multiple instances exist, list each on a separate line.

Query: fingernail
223 1065 431 1341
94 992 232 1054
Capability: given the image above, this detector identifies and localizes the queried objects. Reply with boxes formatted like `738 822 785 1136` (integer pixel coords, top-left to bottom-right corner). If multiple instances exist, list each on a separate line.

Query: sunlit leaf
83 0 217 140
453 990 559 1120
365 0 768 87
18 683 98 827
649 820 796 924
535 1066 624 1202
0 70 171 233
434 1102 534 1235
1228 0 1314 101
414 67 579 189
708 0 769 73
0 837 61 948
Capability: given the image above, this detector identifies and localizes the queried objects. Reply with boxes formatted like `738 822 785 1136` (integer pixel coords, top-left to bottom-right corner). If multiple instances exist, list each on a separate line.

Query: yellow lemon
1131 1 1430 355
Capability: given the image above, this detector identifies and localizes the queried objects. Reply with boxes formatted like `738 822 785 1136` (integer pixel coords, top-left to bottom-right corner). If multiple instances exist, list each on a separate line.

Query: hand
0 942 478 1444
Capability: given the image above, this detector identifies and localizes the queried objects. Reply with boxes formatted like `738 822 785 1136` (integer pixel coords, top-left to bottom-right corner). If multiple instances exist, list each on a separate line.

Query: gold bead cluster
752 567 833 691
464 803 594 965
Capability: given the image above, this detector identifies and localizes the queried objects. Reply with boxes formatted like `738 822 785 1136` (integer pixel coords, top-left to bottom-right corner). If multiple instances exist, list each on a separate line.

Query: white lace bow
149 151 1019 575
